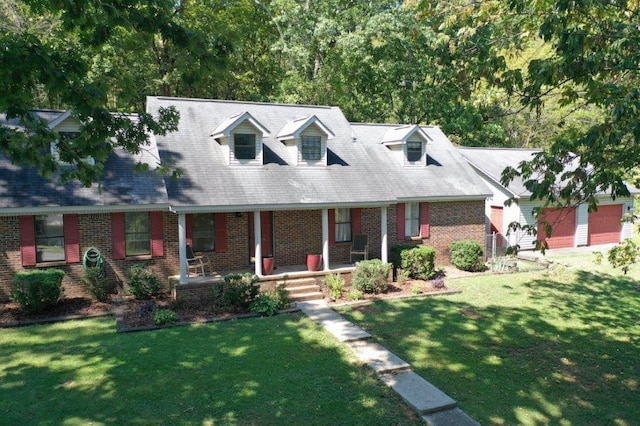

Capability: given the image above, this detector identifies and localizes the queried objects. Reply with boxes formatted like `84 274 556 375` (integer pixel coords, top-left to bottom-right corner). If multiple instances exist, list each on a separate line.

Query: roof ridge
151 96 337 110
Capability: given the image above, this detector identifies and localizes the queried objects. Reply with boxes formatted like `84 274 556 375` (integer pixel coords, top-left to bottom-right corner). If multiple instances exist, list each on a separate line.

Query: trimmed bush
347 289 364 300
400 246 437 280
211 273 259 310
153 309 178 325
450 240 486 272
12 269 65 313
352 259 391 294
249 293 282 316
126 265 161 299
82 266 110 302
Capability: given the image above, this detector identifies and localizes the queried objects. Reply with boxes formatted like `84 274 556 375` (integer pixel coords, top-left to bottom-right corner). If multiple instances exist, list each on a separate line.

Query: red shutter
396 203 405 241
352 208 363 235
111 213 126 260
63 214 80 263
419 202 430 238
150 211 164 257
185 214 193 247
328 209 336 246
19 216 37 266
215 213 227 252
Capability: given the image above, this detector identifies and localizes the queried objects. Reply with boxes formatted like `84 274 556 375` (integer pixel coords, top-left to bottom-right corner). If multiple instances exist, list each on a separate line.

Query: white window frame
405 202 420 237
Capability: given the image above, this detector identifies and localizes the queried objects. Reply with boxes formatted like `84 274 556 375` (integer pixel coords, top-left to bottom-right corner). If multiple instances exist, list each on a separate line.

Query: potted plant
262 256 275 275
306 254 322 271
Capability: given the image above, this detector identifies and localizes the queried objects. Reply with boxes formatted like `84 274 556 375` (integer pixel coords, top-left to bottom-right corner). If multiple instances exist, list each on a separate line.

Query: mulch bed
0 271 462 330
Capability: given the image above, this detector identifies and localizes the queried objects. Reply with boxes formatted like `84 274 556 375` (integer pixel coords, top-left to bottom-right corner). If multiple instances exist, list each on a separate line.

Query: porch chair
186 244 211 276
350 234 369 262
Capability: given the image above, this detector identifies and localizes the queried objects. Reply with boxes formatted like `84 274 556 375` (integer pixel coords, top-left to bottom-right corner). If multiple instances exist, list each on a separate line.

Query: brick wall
0 201 485 302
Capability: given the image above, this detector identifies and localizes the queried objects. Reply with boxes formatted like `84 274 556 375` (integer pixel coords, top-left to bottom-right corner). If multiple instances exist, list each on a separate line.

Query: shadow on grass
0 313 422 424
339 271 640 425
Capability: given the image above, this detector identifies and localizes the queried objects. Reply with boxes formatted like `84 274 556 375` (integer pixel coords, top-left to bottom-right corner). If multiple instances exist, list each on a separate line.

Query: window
405 202 420 237
406 141 422 162
336 208 352 242
125 212 150 255
301 135 322 161
35 214 65 262
192 213 215 252
234 133 256 160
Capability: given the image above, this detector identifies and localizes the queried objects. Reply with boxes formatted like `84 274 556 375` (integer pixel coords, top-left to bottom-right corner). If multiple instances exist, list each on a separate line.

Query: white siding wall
576 204 589 246
516 199 541 250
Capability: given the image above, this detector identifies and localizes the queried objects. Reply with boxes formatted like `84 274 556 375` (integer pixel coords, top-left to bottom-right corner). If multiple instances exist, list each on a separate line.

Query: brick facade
0 200 486 302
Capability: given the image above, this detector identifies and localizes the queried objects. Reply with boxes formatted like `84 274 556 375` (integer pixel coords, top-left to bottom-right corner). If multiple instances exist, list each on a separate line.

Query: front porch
169 263 356 303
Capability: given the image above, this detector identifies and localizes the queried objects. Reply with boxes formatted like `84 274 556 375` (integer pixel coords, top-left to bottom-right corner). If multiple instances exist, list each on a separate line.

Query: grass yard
0 313 422 425
338 252 640 425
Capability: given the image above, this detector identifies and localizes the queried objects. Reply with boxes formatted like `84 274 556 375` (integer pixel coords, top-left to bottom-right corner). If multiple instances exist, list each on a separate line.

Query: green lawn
0 314 421 425
338 253 640 425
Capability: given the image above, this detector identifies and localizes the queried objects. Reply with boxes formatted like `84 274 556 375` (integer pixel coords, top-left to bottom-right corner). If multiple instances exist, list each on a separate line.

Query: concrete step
285 284 321 295
288 291 324 302
278 277 317 287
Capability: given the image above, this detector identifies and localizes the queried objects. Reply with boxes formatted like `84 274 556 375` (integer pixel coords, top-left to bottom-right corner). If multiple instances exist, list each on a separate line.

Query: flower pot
306 254 322 271
262 256 274 275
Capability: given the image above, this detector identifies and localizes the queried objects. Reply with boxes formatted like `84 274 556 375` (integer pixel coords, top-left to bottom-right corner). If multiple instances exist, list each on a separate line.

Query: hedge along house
147 96 491 285
458 147 637 251
0 110 172 302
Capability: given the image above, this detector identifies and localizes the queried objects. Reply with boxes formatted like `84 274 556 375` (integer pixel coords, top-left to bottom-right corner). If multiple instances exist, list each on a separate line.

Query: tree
0 0 198 186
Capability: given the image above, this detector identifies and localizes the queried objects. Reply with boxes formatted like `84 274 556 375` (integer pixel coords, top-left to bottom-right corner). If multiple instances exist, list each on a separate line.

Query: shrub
400 246 437 280
249 293 282 316
411 285 422 295
82 267 110 302
275 276 290 308
347 289 364 300
324 273 345 301
352 259 391 294
450 240 486 272
211 273 259 310
11 269 65 313
126 265 161 299
153 309 178 325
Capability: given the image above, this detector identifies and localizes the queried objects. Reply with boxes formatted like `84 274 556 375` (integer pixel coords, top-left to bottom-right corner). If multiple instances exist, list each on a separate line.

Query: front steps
281 277 324 303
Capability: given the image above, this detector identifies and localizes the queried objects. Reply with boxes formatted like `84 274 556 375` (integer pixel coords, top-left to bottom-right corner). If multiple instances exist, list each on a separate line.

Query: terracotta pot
306 254 322 271
262 256 275 275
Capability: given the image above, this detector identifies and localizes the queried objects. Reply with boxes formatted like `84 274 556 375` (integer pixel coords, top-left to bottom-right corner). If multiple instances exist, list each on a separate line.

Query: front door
249 211 274 261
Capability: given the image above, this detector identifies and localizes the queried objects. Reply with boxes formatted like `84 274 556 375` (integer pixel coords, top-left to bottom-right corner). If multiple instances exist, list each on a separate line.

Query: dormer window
406 141 422 162
51 131 96 166
301 135 322 161
234 133 256 160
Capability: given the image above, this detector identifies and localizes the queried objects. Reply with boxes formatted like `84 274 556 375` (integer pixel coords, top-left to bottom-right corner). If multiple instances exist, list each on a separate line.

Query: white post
254 211 262 276
381 206 388 264
178 213 188 284
322 208 330 270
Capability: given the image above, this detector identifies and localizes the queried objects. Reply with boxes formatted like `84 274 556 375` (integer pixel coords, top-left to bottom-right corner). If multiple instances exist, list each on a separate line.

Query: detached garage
588 204 623 245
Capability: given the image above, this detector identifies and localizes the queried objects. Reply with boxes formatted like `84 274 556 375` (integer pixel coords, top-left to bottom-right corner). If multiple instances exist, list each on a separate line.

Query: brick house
0 98 490 301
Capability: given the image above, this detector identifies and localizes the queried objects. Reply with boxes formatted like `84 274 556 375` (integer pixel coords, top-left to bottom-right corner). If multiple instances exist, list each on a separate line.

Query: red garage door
538 208 576 249
588 204 623 245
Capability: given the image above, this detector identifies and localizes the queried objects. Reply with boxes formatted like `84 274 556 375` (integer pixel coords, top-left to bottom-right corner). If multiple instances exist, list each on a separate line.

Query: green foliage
126 265 161 300
11 269 64 313
82 266 110 302
601 239 639 275
352 259 391 294
152 309 178 326
400 246 437 280
347 289 364 301
211 273 259 310
275 276 290 308
249 293 283 317
324 273 346 301
411 285 422 295
450 241 486 272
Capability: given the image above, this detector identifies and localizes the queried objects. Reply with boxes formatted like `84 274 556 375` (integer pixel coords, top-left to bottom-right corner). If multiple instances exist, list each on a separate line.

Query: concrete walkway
297 300 479 425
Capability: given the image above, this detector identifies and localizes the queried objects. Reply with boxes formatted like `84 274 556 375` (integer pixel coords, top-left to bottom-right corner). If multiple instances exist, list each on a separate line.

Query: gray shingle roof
458 147 541 197
0 111 169 212
149 97 490 211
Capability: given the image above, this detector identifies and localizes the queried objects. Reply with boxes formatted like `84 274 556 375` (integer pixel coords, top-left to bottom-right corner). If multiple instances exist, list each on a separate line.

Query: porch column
322 208 330 270
254 210 263 276
178 213 188 284
381 206 388 264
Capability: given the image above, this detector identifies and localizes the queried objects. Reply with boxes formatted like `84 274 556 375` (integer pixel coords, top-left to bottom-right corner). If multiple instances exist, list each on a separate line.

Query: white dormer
211 112 270 166
381 124 431 166
277 115 334 166
48 111 95 166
